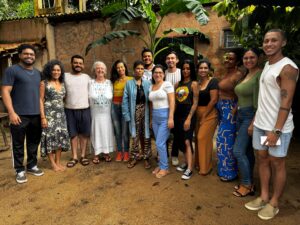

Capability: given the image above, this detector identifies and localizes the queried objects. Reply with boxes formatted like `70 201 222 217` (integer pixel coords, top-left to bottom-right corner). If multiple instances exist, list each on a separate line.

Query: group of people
1 29 298 220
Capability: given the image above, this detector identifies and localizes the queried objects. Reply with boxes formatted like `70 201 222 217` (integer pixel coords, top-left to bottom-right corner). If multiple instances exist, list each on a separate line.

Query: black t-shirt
198 78 218 106
2 64 42 115
136 84 145 104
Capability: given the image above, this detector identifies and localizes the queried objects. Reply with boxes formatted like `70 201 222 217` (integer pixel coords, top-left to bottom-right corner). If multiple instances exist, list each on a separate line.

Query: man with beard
245 29 298 220
141 48 155 81
2 44 44 184
65 55 91 168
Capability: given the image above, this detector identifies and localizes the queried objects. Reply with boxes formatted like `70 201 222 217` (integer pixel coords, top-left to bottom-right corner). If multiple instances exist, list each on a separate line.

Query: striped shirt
165 68 181 86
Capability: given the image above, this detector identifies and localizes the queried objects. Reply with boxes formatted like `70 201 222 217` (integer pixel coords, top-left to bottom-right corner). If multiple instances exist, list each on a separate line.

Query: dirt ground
0 138 299 225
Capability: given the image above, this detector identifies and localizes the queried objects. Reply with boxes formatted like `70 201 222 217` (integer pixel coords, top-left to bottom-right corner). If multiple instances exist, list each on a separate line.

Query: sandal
104 154 112 162
156 170 169 179
144 159 151 169
127 159 137 169
66 158 78 168
233 185 255 197
80 157 90 166
92 157 100 164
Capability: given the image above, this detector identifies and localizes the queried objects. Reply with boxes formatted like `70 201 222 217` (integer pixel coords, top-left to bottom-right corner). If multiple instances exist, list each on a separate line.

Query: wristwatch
272 128 282 136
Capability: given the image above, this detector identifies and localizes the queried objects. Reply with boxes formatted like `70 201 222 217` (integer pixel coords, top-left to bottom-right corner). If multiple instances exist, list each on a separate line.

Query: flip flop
66 158 78 168
92 157 100 164
80 157 90 166
156 170 169 178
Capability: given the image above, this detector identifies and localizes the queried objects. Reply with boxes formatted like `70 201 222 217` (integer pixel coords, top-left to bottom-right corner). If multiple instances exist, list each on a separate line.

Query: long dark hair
151 64 165 84
110 60 129 83
42 60 65 83
180 60 196 84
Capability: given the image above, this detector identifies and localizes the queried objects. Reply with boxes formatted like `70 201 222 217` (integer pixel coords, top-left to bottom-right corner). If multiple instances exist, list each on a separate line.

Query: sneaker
123 152 130 162
176 163 187 172
181 169 193 180
27 166 44 176
115 152 123 162
171 157 179 166
245 197 267 211
16 171 27 184
258 203 279 220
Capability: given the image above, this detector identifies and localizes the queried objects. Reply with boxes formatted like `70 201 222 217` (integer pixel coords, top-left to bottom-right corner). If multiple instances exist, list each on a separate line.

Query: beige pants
195 106 218 174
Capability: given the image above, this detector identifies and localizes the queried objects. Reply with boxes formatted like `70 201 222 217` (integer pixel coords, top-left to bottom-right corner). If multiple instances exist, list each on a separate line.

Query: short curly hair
42 60 65 83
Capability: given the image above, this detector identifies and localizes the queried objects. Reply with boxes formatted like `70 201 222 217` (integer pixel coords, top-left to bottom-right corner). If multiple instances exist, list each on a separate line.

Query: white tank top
254 57 298 133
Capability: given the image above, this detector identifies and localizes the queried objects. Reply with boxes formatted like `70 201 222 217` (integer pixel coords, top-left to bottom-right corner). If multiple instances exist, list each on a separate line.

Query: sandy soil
0 138 299 225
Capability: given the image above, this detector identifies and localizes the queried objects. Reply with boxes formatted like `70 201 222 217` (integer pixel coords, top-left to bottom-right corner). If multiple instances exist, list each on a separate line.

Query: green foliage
213 0 300 64
0 0 34 20
85 30 141 55
86 0 211 58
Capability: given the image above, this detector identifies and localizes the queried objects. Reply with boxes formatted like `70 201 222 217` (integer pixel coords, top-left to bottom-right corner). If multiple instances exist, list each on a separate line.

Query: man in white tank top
165 51 181 166
245 29 299 220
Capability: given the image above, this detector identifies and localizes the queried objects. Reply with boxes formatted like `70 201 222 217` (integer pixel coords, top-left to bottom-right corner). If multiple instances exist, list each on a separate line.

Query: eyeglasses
243 56 256 60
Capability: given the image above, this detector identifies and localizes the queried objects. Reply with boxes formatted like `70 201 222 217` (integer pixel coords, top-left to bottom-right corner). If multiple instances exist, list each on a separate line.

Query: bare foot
52 165 62 172
58 164 66 171
152 167 160 175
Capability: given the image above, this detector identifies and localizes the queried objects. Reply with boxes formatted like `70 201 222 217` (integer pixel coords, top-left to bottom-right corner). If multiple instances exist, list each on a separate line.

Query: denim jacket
122 79 151 138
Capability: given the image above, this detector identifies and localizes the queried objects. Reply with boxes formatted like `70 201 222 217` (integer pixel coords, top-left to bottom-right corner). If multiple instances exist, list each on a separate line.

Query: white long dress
89 79 115 154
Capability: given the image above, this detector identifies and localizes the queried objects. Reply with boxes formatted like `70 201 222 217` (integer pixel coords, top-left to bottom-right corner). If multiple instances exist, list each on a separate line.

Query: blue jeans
111 103 129 152
152 108 170 170
233 106 255 185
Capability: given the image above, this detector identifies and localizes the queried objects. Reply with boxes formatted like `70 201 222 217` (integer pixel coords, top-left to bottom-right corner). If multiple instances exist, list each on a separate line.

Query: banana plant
86 0 211 59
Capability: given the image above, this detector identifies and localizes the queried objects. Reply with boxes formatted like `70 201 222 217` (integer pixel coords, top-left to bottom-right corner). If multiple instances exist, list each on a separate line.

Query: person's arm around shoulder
40 81 47 128
122 81 131 122
184 81 199 131
203 78 219 120
265 64 298 146
165 81 175 129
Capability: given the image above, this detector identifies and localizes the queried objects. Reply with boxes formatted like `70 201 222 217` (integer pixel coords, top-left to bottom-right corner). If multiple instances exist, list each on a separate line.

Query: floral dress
40 81 70 156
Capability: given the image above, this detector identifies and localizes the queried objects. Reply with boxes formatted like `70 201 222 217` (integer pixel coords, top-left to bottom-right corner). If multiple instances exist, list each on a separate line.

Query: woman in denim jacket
122 60 152 169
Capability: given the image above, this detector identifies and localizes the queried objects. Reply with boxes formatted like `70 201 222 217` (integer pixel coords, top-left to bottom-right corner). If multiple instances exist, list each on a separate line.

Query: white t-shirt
165 68 181 86
149 81 174 109
64 72 91 109
254 57 298 133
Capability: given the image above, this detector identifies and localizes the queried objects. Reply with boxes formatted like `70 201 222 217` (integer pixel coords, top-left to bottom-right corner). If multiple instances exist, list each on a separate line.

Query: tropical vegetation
86 0 212 59
213 0 300 65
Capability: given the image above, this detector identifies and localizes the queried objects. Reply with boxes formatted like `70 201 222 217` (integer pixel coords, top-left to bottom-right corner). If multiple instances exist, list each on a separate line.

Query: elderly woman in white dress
89 61 115 163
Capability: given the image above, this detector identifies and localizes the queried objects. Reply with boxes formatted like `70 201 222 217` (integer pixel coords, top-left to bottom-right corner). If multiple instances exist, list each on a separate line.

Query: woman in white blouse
149 65 175 178
89 61 115 164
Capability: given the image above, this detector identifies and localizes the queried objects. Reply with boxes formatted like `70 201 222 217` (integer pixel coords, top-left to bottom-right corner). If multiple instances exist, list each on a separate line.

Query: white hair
92 61 107 77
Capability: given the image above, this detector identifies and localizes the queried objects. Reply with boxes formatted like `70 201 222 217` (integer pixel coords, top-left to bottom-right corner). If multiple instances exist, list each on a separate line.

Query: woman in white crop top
149 65 175 178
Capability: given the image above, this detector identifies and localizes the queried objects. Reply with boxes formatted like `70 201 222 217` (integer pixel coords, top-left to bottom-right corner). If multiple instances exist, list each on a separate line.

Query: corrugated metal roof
0 10 103 23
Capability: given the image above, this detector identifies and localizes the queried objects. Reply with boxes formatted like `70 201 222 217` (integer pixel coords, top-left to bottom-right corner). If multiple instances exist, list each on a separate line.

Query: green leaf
163 27 210 43
86 30 141 55
184 0 209 25
178 43 195 56
108 6 144 29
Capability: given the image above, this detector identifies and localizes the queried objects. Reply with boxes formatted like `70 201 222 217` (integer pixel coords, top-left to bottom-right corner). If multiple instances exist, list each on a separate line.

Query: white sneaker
171 157 179 166
16 171 27 184
27 166 44 176
181 169 193 180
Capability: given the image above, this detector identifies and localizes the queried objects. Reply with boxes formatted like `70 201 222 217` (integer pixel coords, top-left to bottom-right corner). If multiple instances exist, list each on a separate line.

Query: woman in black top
172 60 198 180
195 60 219 175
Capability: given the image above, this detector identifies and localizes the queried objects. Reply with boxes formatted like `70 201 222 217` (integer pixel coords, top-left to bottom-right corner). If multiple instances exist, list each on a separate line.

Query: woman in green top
233 48 262 197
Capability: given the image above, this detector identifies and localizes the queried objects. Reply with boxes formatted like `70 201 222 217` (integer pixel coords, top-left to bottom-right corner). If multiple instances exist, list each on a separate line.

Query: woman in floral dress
40 60 70 171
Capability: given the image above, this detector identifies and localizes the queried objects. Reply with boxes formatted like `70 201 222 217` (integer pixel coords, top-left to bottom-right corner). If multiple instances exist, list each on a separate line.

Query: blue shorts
65 108 91 138
252 125 292 157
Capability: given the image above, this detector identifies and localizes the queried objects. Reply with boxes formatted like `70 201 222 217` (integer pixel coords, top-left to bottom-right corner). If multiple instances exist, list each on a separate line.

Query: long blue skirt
216 99 238 180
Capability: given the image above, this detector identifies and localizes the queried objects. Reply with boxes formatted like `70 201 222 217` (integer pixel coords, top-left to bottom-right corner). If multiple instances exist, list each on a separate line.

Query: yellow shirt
113 76 133 104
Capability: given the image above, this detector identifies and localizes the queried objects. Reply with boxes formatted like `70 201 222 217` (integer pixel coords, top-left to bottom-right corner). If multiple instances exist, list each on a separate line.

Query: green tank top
234 71 261 109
